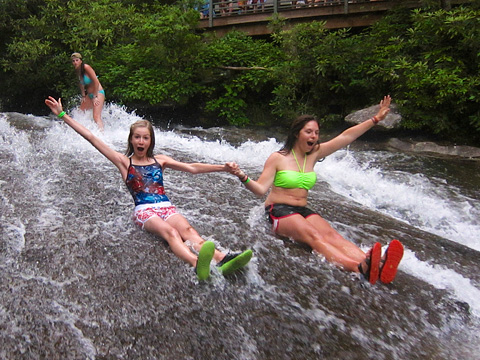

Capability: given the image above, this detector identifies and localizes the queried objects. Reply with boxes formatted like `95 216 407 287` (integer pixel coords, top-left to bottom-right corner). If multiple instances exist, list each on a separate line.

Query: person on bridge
230 95 404 285
44 96 253 281
219 0 233 16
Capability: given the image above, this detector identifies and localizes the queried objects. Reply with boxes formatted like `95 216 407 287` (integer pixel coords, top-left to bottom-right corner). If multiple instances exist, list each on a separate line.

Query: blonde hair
70 52 82 59
125 120 156 158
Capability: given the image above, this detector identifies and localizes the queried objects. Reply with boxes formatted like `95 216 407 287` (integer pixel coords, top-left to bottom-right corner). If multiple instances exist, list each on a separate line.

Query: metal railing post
344 0 348 14
209 0 213 27
274 0 278 15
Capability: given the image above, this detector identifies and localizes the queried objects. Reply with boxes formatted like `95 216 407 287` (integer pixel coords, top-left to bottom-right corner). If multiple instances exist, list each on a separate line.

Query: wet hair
278 115 320 155
125 120 156 158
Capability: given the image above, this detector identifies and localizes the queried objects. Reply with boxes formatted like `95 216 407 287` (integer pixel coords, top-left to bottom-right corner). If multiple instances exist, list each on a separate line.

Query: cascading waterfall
1 105 479 359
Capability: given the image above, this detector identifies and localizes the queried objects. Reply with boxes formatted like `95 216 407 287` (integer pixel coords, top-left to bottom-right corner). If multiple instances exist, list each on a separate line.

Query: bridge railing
198 0 389 26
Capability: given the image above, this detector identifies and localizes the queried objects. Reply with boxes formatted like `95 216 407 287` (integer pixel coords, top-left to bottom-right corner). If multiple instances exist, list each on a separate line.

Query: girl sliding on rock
45 96 252 280
231 95 403 284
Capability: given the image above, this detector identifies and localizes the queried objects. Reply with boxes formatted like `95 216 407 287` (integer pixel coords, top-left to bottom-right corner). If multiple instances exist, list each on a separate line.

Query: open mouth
137 147 145 152
307 141 314 147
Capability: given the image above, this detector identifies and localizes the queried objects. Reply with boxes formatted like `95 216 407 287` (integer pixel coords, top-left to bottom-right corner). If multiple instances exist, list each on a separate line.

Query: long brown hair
279 115 320 155
125 120 156 158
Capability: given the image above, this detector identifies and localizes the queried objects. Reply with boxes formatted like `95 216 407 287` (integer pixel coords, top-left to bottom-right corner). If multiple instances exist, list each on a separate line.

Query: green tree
1 0 137 111
368 6 480 139
268 5 479 141
270 22 383 126
1 0 479 142
199 30 281 126
99 3 203 107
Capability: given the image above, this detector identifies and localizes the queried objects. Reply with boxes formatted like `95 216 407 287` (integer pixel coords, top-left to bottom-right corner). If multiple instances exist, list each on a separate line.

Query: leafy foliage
367 6 480 137
271 23 379 125
0 0 137 110
0 1 479 142
199 30 281 125
100 4 203 106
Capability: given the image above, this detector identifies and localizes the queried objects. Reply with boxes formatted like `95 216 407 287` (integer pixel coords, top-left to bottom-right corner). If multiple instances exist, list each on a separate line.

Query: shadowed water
1 106 479 359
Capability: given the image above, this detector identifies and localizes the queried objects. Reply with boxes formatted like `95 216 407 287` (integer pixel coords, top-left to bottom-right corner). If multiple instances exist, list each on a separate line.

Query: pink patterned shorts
133 202 179 228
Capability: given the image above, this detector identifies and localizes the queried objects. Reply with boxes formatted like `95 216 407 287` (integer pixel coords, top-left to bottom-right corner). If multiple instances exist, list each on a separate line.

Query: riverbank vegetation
1 0 479 143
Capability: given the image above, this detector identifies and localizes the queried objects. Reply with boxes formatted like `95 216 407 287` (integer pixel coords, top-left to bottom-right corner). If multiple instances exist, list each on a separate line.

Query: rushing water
1 105 479 359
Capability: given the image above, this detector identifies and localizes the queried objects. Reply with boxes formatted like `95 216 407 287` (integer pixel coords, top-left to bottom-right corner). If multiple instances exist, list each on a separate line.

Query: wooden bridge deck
197 0 472 36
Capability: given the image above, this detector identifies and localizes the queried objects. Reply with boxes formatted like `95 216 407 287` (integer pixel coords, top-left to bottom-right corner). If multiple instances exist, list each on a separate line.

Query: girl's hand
44 96 63 116
225 162 239 174
375 95 392 122
225 162 246 178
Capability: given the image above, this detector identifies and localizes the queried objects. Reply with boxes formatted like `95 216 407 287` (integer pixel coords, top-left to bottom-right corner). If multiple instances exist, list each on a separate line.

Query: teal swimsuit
80 74 105 98
81 74 92 86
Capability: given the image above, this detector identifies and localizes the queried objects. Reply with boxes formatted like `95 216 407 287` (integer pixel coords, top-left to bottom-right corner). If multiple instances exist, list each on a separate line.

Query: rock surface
387 138 480 159
345 104 480 159
345 103 402 129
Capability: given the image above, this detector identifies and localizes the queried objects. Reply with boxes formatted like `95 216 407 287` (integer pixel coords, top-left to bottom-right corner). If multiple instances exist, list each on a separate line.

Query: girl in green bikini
232 95 403 285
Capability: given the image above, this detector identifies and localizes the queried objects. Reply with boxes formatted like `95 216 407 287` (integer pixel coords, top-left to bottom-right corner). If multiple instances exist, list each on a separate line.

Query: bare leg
143 215 199 267
166 214 226 263
306 215 366 261
92 94 105 131
275 214 366 272
79 97 91 112
79 95 104 131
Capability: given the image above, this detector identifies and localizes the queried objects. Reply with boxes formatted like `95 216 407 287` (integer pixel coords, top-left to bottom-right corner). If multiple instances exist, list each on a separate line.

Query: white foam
4 223 26 254
400 249 480 317
9 104 480 320
320 150 480 251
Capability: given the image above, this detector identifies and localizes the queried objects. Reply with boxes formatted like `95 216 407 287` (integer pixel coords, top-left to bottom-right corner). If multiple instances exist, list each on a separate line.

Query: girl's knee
153 225 180 241
307 228 340 247
183 225 200 239
298 230 323 248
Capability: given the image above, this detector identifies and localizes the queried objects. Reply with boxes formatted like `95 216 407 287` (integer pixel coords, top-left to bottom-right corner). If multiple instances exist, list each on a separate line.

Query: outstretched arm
45 97 128 176
229 153 278 197
159 154 235 174
317 95 391 159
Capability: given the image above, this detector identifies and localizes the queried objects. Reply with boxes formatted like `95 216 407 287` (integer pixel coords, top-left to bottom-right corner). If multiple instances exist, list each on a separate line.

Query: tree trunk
440 0 451 10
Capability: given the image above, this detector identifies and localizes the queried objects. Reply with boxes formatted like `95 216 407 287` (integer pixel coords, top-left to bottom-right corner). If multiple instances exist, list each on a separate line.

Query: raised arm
317 95 391 159
45 97 128 176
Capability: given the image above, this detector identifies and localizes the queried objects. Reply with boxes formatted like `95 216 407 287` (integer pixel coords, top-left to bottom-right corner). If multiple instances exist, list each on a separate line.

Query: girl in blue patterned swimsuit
45 96 252 281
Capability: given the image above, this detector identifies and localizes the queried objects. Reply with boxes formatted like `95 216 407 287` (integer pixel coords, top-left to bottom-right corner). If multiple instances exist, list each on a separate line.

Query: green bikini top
273 150 317 190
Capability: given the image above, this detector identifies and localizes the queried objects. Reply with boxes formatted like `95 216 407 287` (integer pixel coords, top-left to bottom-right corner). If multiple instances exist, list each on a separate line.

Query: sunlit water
1 104 479 359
